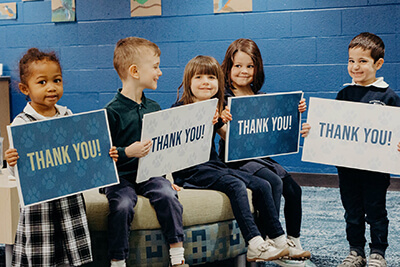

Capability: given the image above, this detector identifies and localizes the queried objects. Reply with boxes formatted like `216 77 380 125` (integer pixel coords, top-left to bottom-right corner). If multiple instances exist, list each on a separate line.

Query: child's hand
109 146 119 162
171 183 182 191
298 98 307 113
5 148 19 167
221 106 232 123
212 108 219 125
125 140 152 158
300 123 311 137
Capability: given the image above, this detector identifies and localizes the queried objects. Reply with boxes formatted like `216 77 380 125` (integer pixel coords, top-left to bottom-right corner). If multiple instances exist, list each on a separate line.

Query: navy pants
337 167 390 257
104 177 184 260
211 171 285 242
253 168 302 238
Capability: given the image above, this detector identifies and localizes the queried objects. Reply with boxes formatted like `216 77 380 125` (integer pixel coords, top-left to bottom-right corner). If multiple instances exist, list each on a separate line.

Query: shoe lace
286 239 297 248
258 239 275 251
368 254 386 267
342 252 364 266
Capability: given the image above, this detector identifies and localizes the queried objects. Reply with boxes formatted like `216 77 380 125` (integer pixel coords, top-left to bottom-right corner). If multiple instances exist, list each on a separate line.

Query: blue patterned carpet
1 186 399 267
199 186 400 267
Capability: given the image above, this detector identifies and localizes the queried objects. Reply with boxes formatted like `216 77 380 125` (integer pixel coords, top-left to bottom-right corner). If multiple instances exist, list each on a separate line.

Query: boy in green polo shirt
103 37 187 267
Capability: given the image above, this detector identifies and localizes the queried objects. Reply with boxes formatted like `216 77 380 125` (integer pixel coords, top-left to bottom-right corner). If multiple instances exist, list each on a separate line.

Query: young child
172 55 309 263
302 32 400 267
218 38 311 265
102 37 187 267
4 48 118 267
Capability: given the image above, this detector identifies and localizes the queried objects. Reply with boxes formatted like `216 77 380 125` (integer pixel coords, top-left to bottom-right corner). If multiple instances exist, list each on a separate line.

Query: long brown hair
221 38 265 93
177 55 224 113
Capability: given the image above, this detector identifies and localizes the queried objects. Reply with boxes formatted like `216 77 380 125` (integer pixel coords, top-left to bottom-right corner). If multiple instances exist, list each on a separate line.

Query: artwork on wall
131 0 161 17
0 3 17 20
214 0 252 13
51 0 75 22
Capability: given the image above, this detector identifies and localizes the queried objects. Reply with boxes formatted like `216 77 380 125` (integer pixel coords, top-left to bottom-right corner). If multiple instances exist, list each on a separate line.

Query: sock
110 259 126 267
272 234 287 248
288 235 303 250
169 247 185 266
248 235 264 249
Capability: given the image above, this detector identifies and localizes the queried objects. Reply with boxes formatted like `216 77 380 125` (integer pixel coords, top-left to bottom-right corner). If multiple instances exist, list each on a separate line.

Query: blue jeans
103 177 184 260
211 172 285 242
338 167 390 257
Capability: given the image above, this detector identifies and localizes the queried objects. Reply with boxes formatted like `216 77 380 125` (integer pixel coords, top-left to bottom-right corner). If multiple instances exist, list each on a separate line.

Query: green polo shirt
105 89 161 182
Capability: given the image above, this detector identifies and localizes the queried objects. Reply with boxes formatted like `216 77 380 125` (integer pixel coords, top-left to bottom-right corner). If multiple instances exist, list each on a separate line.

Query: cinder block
257 38 317 65
61 46 99 69
268 0 315 10
157 67 183 94
316 0 367 8
177 41 231 66
78 0 129 20
292 10 341 37
162 0 211 16
22 0 51 23
317 36 349 64
244 12 291 38
59 93 100 113
342 6 396 35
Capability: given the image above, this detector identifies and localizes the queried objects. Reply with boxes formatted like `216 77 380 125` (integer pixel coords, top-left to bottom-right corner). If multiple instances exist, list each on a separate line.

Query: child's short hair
221 38 265 93
349 32 385 63
178 55 224 113
113 37 161 80
19 48 61 85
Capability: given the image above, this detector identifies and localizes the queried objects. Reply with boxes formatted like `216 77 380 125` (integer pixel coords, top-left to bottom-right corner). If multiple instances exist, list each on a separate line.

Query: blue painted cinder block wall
1 0 399 174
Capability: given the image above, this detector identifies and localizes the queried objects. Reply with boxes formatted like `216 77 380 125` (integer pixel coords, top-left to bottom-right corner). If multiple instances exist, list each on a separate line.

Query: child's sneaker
284 239 311 260
247 240 289 262
273 258 306 267
368 253 387 267
338 251 366 267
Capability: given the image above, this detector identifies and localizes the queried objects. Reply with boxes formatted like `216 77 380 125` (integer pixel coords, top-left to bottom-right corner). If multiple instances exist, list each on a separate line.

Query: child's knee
110 197 136 214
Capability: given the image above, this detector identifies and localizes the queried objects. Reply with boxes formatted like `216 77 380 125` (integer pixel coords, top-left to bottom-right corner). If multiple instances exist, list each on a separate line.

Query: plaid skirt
12 193 93 267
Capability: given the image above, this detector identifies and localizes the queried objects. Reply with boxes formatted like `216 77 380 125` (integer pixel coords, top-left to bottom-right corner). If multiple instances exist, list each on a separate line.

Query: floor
1 184 400 267
196 185 400 267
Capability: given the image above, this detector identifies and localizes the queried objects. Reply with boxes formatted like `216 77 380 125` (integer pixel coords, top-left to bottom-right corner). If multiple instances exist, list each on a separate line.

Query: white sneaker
338 251 366 267
368 253 387 267
247 239 289 262
273 258 306 267
283 239 311 260
110 260 126 267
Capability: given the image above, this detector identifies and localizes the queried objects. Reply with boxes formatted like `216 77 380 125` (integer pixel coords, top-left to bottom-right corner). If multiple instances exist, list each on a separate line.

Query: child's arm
124 140 153 158
220 106 232 124
298 98 307 114
217 106 232 140
5 148 19 167
300 123 311 138
109 146 119 162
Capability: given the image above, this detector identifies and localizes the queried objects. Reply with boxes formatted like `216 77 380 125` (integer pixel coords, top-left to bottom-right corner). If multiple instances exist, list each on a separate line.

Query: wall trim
291 172 400 191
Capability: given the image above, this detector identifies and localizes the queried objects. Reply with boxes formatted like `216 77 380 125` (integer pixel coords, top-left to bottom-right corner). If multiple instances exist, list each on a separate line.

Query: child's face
20 60 63 115
136 49 162 90
190 74 218 102
348 47 383 86
230 51 254 89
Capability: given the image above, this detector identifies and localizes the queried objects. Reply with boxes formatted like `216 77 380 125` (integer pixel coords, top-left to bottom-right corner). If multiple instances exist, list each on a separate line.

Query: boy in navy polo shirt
302 32 400 267
103 37 187 267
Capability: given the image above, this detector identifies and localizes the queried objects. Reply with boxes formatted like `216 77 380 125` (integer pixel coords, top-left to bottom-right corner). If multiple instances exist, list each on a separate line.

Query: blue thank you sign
8 110 119 207
225 91 303 162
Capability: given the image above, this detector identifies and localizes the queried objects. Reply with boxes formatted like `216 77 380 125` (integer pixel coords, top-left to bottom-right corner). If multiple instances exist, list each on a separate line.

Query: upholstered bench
83 181 253 266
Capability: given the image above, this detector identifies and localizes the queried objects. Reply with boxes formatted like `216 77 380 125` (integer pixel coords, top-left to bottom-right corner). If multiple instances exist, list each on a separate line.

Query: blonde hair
177 55 224 113
113 37 161 80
